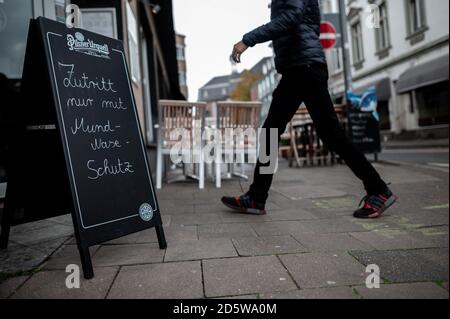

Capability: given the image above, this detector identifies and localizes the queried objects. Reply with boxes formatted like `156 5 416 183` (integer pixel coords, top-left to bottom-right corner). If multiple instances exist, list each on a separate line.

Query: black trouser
248 63 387 203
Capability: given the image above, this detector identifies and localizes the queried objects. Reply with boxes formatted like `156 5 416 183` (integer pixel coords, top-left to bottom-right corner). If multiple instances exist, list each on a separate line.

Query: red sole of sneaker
221 200 267 216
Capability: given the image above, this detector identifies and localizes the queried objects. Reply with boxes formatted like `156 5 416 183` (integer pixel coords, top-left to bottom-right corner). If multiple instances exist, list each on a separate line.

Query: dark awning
396 55 449 94
354 77 391 101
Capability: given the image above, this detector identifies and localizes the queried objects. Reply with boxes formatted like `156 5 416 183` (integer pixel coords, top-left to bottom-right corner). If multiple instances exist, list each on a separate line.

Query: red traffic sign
320 21 337 50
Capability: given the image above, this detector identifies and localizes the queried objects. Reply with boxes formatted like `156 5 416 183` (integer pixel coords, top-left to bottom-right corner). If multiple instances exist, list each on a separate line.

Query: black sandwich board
0 17 166 279
347 89 382 157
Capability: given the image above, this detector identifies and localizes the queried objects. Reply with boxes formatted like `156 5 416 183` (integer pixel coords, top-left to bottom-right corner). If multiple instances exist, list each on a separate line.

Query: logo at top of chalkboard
139 203 154 222
67 32 110 59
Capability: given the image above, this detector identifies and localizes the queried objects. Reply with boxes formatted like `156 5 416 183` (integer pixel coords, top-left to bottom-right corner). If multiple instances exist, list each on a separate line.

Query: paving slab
355 282 449 299
232 236 307 256
350 248 449 283
273 184 347 200
0 243 48 273
260 286 359 299
164 238 237 262
293 233 373 252
299 217 371 234
108 261 203 299
203 256 297 298
251 221 311 236
198 223 257 239
93 244 165 267
0 276 29 299
279 252 367 289
10 223 73 245
44 245 100 270
135 226 198 244
267 209 318 221
171 213 223 226
11 267 118 299
350 229 437 250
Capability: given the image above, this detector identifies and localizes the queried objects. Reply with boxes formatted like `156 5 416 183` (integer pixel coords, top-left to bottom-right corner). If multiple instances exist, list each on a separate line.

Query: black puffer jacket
243 0 326 73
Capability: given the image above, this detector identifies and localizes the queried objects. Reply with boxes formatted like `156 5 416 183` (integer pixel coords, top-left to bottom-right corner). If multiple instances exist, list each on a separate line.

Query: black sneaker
221 194 267 215
354 188 398 219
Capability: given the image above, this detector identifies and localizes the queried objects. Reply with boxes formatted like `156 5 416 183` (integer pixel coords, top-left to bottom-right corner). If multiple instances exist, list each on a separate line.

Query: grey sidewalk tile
279 252 367 289
135 225 198 244
273 185 347 200
250 221 311 236
355 282 449 299
93 244 165 267
158 200 195 214
46 214 73 226
260 286 359 299
11 267 118 299
44 245 100 270
171 213 223 226
108 261 203 299
350 248 449 283
219 294 259 299
198 223 257 239
219 212 272 223
164 238 237 262
11 220 58 233
203 256 297 298
350 229 439 250
293 233 373 252
410 226 449 248
384 212 449 230
268 209 318 221
0 243 48 273
299 217 369 234
232 236 308 256
25 237 69 255
10 224 73 245
0 276 29 299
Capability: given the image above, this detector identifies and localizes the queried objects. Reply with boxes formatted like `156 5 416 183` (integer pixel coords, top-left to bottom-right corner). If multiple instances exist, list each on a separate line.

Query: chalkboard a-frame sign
0 17 167 279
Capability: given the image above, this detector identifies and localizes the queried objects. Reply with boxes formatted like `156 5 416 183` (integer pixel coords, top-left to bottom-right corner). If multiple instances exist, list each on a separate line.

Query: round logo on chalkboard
75 32 85 42
139 203 154 222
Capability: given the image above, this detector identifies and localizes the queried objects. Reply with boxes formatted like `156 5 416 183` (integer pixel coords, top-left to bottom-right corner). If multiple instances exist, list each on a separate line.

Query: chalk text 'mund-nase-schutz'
59 62 135 181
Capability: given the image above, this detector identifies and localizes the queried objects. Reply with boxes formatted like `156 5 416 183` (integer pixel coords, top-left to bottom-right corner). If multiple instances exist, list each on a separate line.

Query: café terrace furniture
279 104 346 168
156 100 207 189
214 101 261 188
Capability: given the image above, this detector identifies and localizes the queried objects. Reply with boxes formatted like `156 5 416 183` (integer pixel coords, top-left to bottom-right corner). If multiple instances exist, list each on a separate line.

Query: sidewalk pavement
1 160 449 299
382 138 449 150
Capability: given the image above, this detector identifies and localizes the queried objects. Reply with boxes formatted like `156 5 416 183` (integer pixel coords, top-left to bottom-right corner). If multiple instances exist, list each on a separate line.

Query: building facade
250 56 280 122
176 33 188 100
337 0 449 135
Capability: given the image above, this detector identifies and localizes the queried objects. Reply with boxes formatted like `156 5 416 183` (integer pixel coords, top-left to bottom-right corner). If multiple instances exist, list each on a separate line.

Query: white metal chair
214 101 261 188
156 100 207 189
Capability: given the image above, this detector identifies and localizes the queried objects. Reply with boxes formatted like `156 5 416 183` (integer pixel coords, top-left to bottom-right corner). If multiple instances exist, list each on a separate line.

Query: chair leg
199 152 205 190
156 149 163 189
215 155 221 188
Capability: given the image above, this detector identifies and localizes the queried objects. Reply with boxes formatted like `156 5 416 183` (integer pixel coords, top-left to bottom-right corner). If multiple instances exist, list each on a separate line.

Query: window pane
0 0 33 79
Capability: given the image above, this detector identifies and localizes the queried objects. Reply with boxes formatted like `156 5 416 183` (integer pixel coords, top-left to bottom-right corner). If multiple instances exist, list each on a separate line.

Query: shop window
416 82 449 126
0 0 33 79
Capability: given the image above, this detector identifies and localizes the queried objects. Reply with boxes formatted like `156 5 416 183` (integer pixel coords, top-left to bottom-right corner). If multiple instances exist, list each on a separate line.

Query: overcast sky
172 0 274 101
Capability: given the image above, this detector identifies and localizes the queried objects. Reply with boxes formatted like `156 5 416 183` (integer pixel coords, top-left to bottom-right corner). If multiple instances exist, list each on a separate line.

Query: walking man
221 0 397 219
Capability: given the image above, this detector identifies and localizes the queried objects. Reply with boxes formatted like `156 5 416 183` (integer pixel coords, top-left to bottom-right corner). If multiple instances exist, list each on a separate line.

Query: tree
230 71 261 101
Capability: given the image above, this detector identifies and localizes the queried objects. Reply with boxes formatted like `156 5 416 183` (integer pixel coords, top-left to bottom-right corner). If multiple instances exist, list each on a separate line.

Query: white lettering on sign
87 158 135 180
70 118 116 135
59 62 116 92
90 138 123 151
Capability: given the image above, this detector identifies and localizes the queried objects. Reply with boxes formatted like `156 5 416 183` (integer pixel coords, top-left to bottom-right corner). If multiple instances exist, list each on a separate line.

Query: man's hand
231 41 249 63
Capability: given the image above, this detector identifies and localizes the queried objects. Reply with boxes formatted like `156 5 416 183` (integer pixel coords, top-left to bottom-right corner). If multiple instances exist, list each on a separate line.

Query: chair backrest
158 100 207 148
216 101 261 130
